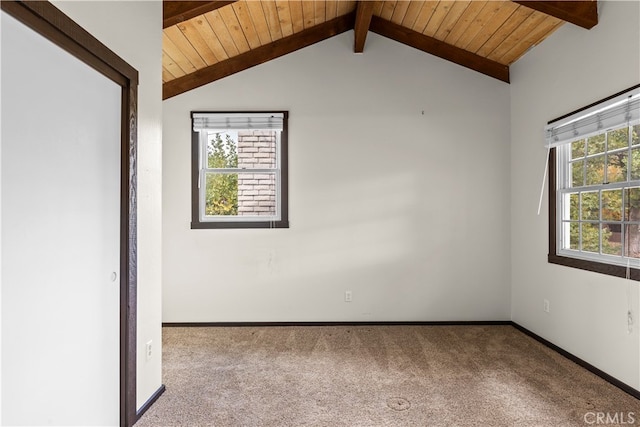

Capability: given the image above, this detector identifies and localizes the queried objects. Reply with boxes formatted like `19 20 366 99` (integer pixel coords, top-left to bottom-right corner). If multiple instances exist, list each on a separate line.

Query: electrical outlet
543 299 550 313
345 291 352 302
146 340 153 360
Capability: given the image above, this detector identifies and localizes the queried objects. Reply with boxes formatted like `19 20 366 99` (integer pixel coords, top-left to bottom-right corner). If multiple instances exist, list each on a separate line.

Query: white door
1 10 121 426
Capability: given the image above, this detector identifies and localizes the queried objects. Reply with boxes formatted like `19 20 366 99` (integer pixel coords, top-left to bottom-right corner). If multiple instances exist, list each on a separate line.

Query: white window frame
556 130 640 267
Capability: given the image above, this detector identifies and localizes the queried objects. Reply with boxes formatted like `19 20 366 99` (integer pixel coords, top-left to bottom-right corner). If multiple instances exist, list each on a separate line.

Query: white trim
555 123 640 264
204 168 276 174
197 125 282 223
200 215 280 222
559 180 640 193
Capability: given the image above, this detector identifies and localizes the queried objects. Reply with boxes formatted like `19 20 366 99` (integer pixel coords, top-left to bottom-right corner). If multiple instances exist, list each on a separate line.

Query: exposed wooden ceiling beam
512 1 598 29
163 13 356 99
369 16 509 83
163 1 236 28
354 1 374 53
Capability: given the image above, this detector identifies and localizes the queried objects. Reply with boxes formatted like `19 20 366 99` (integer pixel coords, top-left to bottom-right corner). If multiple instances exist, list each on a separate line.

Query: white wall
510 0 640 391
52 0 163 410
163 32 512 322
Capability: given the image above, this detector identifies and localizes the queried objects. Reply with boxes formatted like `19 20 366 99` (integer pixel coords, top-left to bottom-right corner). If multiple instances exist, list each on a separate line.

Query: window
191 111 289 229
548 85 640 279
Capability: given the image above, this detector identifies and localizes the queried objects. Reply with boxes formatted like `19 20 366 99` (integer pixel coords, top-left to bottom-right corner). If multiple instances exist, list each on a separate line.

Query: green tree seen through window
205 133 238 215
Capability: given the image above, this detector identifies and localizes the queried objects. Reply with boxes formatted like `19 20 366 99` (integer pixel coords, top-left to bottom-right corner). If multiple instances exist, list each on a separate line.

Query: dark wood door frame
0 2 139 426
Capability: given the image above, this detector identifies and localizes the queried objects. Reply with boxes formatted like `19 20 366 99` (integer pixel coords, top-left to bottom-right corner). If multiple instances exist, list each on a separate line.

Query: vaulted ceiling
162 1 598 99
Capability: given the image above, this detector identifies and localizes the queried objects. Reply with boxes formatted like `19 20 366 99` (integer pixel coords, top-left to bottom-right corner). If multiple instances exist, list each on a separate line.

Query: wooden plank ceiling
163 0 598 99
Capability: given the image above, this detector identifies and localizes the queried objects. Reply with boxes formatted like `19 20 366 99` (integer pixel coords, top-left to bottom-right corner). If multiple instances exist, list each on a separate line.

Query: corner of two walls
162 32 512 323
509 1 640 390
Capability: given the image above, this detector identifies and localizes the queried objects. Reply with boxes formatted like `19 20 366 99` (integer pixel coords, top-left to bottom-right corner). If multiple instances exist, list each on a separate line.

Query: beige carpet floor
135 325 639 427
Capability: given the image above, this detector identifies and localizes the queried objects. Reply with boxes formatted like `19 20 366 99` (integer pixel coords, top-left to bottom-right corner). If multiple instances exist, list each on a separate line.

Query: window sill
191 220 289 229
548 254 640 281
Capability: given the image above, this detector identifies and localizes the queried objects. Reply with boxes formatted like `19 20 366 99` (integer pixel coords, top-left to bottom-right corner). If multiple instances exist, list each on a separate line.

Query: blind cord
537 145 551 216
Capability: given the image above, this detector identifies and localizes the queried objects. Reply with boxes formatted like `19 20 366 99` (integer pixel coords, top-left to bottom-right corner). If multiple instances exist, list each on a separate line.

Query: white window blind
545 87 640 148
193 112 284 131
